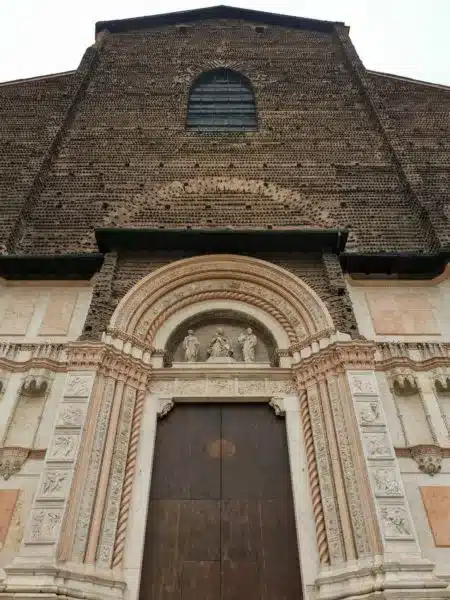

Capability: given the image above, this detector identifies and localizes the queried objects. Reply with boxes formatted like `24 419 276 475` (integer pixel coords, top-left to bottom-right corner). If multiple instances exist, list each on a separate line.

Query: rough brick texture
0 73 75 251
1 17 447 255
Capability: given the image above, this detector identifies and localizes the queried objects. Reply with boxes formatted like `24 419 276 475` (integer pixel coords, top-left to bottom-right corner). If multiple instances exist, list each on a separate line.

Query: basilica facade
0 6 450 600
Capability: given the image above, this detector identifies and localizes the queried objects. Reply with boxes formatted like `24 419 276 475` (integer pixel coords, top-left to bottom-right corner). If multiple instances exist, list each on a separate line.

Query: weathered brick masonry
0 6 449 338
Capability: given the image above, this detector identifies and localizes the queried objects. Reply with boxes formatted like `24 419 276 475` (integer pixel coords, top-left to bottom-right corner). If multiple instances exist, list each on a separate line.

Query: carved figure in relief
381 507 411 536
182 330 200 362
238 328 257 362
42 471 67 495
373 469 401 496
50 435 76 459
207 329 233 360
360 402 380 425
365 435 391 458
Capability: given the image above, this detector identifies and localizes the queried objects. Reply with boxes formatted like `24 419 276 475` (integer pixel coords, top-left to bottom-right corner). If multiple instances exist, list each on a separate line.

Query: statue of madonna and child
182 326 258 363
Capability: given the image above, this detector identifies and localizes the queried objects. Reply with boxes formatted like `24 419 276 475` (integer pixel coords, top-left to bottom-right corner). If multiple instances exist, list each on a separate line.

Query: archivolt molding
109 255 334 348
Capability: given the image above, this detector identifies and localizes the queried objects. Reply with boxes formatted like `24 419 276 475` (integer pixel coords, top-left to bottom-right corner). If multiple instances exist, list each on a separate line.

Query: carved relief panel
348 371 418 548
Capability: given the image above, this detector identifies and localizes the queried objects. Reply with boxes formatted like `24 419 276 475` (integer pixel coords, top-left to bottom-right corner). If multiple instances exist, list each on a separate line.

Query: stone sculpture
238 327 257 362
182 330 200 362
207 328 233 360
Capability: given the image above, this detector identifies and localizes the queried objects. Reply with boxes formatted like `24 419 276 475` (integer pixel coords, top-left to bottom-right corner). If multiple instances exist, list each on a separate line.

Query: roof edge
0 70 76 87
368 69 450 91
95 5 344 35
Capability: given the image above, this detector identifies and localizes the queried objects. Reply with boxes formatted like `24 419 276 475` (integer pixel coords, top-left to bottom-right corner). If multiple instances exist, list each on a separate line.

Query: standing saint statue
183 330 200 362
238 328 257 362
207 328 233 359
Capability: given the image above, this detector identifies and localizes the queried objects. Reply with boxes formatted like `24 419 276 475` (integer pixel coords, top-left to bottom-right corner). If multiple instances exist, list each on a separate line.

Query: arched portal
58 254 349 600
109 254 335 351
105 255 333 600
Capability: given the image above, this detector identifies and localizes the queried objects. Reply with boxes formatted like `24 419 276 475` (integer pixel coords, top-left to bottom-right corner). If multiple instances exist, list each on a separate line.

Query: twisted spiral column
299 390 330 565
112 389 145 568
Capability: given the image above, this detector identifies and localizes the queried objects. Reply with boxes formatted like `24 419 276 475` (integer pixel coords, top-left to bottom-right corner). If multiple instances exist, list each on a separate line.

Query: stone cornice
0 342 67 373
66 342 151 389
292 340 376 385
374 341 450 373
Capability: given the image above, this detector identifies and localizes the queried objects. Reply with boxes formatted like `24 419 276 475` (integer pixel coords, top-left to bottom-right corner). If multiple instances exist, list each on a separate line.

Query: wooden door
139 404 302 600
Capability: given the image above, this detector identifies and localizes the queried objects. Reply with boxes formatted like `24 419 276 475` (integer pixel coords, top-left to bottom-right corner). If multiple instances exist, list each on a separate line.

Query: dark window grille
187 68 257 132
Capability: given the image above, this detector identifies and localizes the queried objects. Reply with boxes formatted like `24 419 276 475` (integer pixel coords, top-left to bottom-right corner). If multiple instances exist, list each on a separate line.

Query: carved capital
410 445 442 476
0 446 30 479
67 342 150 390
293 340 376 386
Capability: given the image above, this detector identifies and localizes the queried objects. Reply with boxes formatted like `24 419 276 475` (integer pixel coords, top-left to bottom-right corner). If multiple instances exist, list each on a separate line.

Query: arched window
187 68 257 132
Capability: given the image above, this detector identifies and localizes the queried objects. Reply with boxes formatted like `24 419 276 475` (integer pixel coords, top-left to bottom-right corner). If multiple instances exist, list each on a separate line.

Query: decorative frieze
149 372 296 397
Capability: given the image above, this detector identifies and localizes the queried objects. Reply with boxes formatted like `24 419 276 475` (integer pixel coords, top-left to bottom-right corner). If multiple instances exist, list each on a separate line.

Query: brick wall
2 18 439 255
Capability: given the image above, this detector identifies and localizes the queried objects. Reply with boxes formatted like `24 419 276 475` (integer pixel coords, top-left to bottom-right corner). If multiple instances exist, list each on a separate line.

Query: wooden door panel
140 500 182 600
181 561 220 600
221 500 263 563
178 500 221 561
221 404 292 499
221 560 261 600
150 404 221 500
259 499 302 600
139 403 302 600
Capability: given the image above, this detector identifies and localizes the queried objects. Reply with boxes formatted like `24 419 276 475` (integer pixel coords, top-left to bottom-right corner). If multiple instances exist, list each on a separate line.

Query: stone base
316 556 450 600
205 356 236 363
0 560 126 600
171 361 271 369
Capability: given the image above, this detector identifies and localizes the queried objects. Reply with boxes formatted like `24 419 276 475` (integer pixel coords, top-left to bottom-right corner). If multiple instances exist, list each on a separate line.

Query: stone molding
375 341 450 373
0 342 67 373
109 254 335 344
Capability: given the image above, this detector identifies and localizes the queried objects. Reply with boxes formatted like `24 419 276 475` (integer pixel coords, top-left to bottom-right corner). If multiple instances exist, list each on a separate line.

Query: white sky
1 0 449 86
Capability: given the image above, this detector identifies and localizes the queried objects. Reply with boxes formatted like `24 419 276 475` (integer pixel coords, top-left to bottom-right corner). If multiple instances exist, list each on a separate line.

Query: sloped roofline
95 4 344 35
0 70 75 87
368 69 450 91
